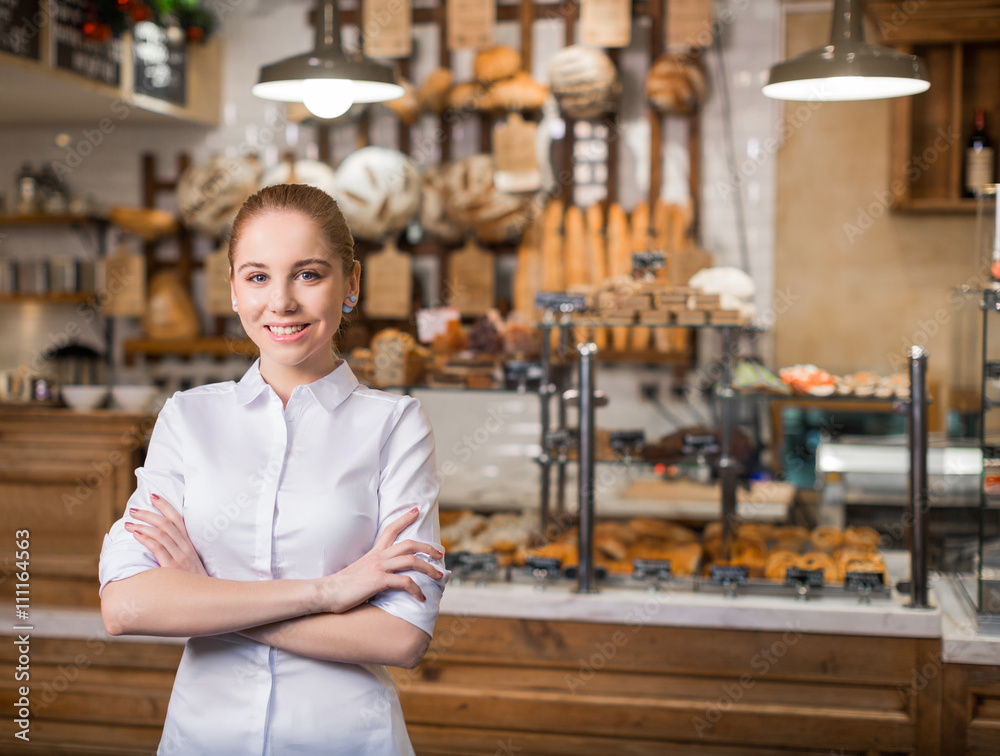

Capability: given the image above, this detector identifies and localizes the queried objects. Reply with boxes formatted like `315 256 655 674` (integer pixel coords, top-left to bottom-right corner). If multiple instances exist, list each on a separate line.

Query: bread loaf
629 203 652 350
548 45 620 118
448 81 489 111
419 166 463 243
484 71 550 111
419 68 453 113
474 46 522 84
514 213 543 321
646 53 707 115
585 204 608 348
334 147 420 243
606 203 630 350
541 199 565 292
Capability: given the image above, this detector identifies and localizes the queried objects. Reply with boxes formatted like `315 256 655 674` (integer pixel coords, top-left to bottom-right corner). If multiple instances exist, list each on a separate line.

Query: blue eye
247 273 267 283
299 271 320 281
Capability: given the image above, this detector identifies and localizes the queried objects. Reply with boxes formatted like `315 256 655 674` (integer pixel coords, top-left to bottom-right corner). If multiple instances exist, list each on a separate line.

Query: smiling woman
227 184 361 406
98 184 449 756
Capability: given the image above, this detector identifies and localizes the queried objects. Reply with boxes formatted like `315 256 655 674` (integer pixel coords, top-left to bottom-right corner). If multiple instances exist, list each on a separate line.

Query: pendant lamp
252 0 404 119
762 0 929 102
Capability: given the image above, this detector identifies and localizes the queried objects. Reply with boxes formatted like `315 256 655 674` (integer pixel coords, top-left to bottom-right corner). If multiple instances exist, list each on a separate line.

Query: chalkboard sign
0 0 41 60
132 21 186 106
55 0 122 86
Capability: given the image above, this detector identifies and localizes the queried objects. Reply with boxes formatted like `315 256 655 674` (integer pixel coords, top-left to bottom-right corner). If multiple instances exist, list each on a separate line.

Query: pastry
474 46 522 84
646 53 707 115
419 68 453 113
810 526 844 553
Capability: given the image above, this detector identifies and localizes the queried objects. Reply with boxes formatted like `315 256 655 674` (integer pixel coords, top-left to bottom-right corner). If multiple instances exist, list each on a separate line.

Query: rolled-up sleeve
98 396 187 596
368 397 450 637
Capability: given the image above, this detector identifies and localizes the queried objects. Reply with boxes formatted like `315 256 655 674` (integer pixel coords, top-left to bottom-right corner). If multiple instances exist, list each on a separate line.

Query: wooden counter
0 407 151 608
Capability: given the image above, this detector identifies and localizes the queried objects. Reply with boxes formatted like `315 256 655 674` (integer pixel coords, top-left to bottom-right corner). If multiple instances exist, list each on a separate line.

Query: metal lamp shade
252 0 404 105
762 0 929 102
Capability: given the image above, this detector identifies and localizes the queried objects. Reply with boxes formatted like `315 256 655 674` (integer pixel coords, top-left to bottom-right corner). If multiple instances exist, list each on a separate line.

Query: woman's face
230 210 360 378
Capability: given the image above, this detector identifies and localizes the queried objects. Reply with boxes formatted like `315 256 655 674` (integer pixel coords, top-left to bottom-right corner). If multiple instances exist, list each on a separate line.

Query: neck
259 353 339 407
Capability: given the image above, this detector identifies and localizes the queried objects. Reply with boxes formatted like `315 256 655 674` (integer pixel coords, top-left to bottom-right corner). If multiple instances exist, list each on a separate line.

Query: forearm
238 604 432 669
101 568 320 638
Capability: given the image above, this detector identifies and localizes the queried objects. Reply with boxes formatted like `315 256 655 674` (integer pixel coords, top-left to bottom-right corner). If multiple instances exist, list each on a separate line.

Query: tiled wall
0 0 782 507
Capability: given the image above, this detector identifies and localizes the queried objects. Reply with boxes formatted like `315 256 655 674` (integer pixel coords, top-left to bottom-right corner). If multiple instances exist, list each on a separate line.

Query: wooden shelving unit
123 337 257 361
872 3 1000 212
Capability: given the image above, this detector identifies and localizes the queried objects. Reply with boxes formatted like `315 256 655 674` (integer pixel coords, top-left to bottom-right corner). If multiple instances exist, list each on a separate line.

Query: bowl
61 385 108 411
112 385 158 413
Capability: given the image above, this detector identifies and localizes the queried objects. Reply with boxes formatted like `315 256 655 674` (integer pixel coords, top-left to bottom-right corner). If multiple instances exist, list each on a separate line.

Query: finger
130 508 187 554
375 507 421 549
126 524 182 568
386 574 426 602
149 494 184 528
387 539 443 559
386 555 444 580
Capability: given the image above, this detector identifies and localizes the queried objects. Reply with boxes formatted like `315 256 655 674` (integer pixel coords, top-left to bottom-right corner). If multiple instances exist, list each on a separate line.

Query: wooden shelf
123 337 258 360
0 213 105 226
0 292 96 304
889 40 1000 212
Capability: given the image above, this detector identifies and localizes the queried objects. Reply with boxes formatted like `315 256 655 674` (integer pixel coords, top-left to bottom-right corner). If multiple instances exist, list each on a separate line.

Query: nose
268 280 298 312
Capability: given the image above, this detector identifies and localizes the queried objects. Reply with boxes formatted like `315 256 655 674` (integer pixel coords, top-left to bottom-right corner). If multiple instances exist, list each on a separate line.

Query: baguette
606 203 631 350
629 203 652 350
585 204 608 349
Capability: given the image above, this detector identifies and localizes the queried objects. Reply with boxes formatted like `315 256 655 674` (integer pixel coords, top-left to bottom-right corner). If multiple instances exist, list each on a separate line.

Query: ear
230 280 238 311
350 260 361 298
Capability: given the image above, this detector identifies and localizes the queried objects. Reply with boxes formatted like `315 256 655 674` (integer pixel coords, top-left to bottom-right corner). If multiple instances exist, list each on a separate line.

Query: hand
125 494 208 577
316 507 443 614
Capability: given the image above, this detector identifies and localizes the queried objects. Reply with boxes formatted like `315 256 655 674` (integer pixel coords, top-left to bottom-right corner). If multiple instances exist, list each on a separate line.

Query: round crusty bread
474 45 522 84
548 45 619 118
646 53 707 115
440 155 537 243
333 147 420 242
419 68 453 113
176 155 259 238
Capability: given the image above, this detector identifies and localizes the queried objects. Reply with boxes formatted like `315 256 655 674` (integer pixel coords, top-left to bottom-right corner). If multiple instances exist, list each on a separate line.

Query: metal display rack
535 308 741 593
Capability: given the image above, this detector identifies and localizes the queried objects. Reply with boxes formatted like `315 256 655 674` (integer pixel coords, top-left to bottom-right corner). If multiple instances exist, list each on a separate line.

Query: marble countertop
931 573 1000 666
0 606 186 646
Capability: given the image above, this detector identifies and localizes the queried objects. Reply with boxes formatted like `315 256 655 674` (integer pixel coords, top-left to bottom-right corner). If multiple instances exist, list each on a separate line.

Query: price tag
633 559 672 580
448 241 495 316
710 565 748 585
363 0 412 59
535 291 588 313
55 0 123 86
493 114 541 193
133 21 186 105
446 0 495 50
0 0 41 60
609 430 646 453
363 241 412 319
632 250 665 274
667 0 713 49
102 246 146 316
784 568 824 588
581 0 632 48
844 571 886 590
456 552 499 573
524 556 561 574
204 246 233 316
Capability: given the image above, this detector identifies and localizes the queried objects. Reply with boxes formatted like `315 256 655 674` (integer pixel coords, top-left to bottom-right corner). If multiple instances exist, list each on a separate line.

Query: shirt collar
236 359 360 412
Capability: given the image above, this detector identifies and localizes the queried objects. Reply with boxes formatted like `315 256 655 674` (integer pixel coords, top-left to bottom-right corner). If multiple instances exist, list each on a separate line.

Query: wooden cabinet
870 2 1000 212
394 614 943 755
942 662 1000 756
0 408 151 608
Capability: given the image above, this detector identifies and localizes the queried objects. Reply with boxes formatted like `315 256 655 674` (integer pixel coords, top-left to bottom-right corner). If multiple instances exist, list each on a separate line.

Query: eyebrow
237 258 334 273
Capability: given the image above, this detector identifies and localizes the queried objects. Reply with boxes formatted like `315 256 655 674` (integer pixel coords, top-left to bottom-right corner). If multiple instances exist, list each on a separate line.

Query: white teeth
268 325 306 336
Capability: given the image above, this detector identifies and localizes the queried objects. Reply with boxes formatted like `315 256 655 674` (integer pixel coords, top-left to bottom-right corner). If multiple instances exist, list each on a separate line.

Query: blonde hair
229 184 355 275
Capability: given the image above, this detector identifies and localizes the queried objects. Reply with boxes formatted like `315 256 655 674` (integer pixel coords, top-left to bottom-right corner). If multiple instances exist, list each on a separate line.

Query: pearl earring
342 295 357 314
232 298 238 310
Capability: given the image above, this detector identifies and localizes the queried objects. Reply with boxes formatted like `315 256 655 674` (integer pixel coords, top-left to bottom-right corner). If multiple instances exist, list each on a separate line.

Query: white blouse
99 360 449 756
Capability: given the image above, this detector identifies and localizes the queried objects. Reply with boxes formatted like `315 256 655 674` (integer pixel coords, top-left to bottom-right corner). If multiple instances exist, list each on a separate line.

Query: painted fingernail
436 549 444 557
419 593 426 601
151 493 160 500
435 570 443 578
124 522 134 531
129 508 138 516
409 507 418 514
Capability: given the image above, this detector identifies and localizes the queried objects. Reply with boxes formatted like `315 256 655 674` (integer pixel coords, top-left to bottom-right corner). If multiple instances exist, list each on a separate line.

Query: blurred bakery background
2 1 1000 753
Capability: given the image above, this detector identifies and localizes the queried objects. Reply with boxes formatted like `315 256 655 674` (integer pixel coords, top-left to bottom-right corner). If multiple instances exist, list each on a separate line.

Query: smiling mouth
266 324 308 336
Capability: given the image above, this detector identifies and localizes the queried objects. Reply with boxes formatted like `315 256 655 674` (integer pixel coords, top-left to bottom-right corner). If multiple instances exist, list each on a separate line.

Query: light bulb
302 79 355 119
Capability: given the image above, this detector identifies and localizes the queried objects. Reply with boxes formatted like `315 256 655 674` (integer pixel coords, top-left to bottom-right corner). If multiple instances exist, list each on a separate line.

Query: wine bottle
965 108 995 197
